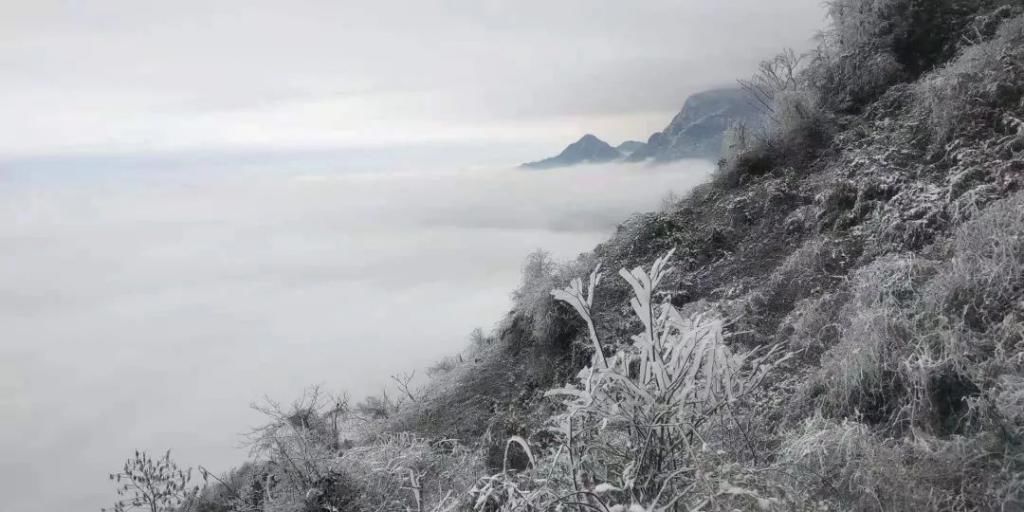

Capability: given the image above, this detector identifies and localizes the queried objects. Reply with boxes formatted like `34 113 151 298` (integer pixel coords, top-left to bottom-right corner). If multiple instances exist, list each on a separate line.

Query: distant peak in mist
522 87 763 170
520 134 621 170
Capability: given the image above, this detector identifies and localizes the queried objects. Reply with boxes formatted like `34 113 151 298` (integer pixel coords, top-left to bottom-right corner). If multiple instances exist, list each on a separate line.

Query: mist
0 158 712 512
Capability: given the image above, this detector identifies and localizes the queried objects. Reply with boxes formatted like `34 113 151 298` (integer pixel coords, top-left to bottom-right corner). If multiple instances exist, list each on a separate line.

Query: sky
0 1 828 511
1 0 825 162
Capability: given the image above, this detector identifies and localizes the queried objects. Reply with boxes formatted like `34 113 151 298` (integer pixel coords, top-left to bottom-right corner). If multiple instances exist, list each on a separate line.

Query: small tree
105 450 202 512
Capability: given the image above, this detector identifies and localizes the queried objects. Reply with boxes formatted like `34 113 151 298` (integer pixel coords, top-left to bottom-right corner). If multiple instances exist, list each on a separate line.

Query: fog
0 158 712 512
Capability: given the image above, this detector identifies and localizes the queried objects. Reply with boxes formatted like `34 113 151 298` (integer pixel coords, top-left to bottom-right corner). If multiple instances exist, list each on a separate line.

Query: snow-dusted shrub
474 252 793 511
342 434 483 512
811 0 998 111
915 13 1024 146
719 51 832 188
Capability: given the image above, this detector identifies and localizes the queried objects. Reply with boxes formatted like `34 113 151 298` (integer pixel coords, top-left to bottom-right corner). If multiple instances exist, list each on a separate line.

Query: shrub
811 255 937 424
342 434 483 512
810 0 1001 112
781 417 940 510
925 190 1024 339
243 389 359 512
914 13 1024 147
473 252 794 511
782 416 1024 511
510 250 576 344
914 191 1024 433
795 193 1024 509
719 51 832 188
426 355 461 377
781 290 849 357
105 450 203 512
764 238 852 315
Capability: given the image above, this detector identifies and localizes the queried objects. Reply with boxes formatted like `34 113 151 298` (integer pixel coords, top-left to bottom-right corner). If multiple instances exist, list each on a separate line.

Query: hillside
185 2 1024 512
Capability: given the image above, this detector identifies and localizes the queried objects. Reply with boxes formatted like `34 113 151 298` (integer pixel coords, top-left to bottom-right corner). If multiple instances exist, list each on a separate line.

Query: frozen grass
915 13 1024 146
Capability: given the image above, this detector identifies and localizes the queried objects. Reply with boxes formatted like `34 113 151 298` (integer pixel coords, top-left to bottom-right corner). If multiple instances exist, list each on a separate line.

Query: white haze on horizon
0 159 713 512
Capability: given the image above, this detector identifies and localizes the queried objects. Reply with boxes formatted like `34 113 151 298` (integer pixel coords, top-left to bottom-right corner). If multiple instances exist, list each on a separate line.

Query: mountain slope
615 140 646 156
520 134 621 169
190 4 1024 512
627 87 762 162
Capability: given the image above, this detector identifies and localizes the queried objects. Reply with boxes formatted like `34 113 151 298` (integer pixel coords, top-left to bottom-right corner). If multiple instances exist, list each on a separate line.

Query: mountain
522 88 762 169
521 134 622 169
615 140 646 156
627 87 762 162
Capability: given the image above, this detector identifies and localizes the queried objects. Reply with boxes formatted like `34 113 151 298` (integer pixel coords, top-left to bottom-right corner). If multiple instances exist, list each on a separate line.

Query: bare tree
104 450 203 512
390 370 419 403
246 386 347 491
738 48 806 118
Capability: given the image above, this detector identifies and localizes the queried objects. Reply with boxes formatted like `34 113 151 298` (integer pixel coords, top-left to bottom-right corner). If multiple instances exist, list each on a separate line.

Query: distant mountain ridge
521 87 762 169
626 88 762 162
521 134 621 169
616 140 646 156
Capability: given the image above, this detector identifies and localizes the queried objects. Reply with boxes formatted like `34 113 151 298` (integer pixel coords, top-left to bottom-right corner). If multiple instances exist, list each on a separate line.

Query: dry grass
914 13 1024 147
810 256 936 424
342 434 483 512
790 192 1024 510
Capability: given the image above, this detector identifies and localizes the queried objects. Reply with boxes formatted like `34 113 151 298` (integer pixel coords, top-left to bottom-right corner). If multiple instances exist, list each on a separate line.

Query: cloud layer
0 159 713 511
1 0 825 157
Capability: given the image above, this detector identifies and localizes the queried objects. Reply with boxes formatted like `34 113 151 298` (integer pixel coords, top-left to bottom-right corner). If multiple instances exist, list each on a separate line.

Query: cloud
0 0 825 157
0 158 713 511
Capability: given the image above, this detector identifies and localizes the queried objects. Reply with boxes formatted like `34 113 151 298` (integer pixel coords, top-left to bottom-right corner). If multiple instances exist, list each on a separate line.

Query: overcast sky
2 0 825 161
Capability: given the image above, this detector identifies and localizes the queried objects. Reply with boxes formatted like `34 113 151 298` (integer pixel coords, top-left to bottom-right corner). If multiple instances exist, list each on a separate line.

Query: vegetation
105 451 203 512
109 2 1024 510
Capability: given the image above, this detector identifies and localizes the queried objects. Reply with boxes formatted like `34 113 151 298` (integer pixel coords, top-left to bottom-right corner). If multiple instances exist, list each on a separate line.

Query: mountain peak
521 134 621 169
627 87 762 162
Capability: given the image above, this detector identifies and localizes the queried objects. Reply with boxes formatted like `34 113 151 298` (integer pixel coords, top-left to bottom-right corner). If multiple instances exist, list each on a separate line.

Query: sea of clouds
0 158 712 511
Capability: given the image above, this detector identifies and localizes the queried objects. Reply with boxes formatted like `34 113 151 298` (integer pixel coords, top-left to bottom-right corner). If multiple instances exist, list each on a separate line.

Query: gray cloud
0 159 713 512
0 0 825 156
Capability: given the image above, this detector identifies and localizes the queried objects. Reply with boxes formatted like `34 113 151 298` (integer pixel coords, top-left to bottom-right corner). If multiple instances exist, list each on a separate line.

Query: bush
810 256 936 424
242 389 359 512
782 415 1024 511
914 191 1024 434
506 249 593 369
426 355 460 377
473 252 794 511
792 193 1024 509
510 250 571 343
781 417 942 511
719 51 833 188
342 434 483 512
811 0 1003 112
105 450 202 512
925 189 1024 338
914 13 1024 147
781 291 849 357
